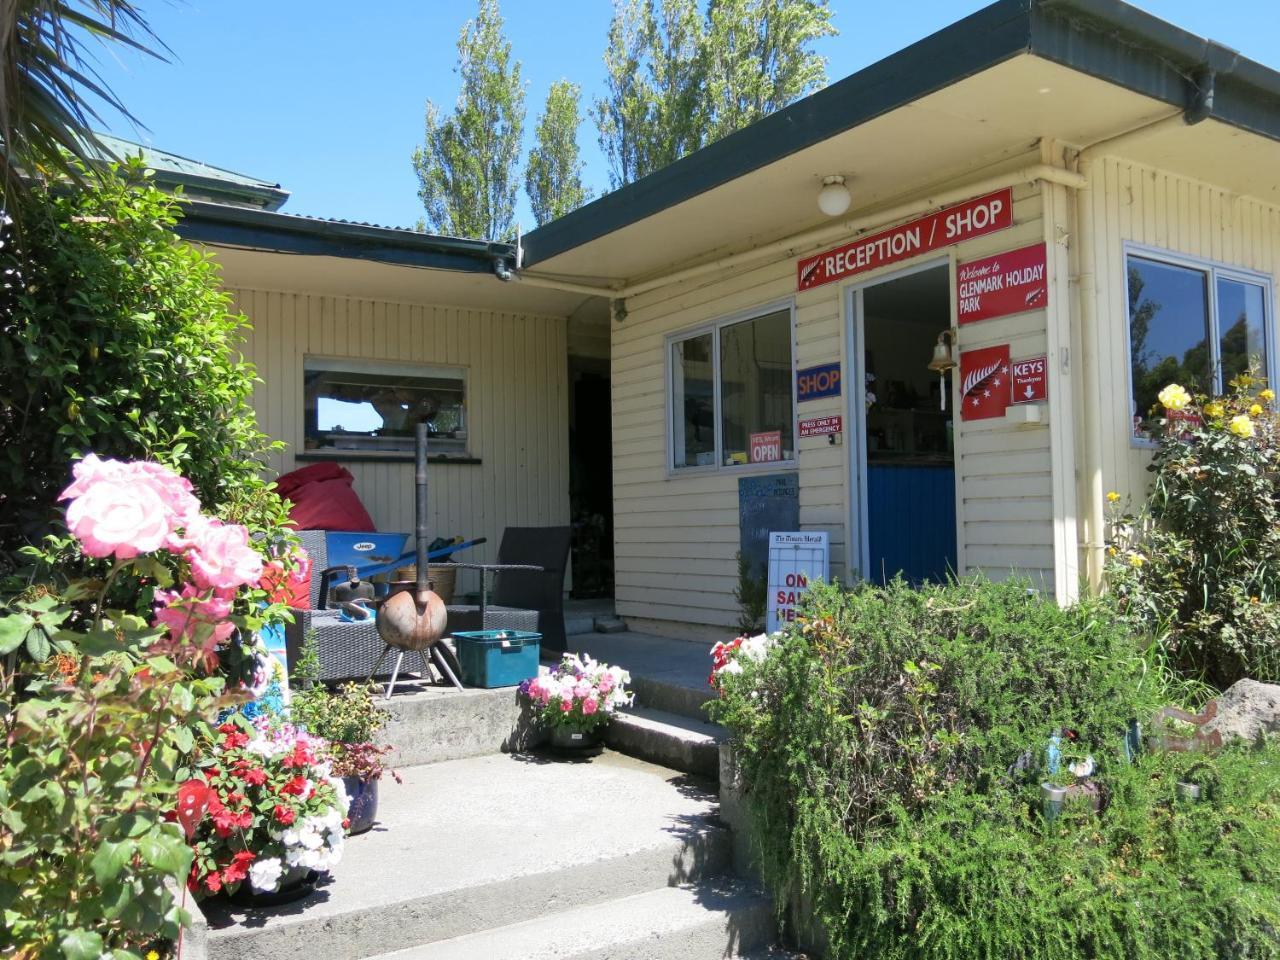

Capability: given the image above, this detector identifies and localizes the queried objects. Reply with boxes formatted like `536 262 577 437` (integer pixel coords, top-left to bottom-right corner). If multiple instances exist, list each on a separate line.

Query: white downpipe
515 164 1089 301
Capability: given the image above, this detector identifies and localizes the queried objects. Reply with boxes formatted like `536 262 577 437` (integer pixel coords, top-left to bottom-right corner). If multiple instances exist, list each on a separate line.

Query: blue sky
96 1 1276 231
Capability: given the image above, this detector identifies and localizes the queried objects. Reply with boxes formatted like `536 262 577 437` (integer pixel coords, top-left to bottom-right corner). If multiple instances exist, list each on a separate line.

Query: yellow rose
1260 389 1275 402
1204 401 1225 418
1106 491 1121 503
1250 403 1264 416
1229 415 1256 439
1157 383 1191 410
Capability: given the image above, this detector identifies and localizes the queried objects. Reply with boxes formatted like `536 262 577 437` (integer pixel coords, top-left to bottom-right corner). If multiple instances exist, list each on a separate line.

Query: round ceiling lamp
817 175 851 217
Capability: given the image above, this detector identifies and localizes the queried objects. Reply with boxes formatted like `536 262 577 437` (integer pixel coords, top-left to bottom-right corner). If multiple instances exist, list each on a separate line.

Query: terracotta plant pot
343 775 379 835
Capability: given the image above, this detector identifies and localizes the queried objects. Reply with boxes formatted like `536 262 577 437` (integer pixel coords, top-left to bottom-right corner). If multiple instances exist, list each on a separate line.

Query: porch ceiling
523 54 1216 285
206 245 609 323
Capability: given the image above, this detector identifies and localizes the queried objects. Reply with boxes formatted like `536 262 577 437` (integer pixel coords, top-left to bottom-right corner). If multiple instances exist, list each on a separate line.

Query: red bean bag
276 462 376 533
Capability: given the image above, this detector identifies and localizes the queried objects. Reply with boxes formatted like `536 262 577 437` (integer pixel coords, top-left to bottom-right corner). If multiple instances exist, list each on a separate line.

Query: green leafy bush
1106 377 1280 687
709 578 1280 960
0 158 287 563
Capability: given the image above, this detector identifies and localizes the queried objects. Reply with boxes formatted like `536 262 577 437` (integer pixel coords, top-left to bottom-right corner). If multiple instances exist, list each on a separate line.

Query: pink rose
560 699 573 713
153 584 235 663
60 455 201 560
582 696 599 716
186 517 264 591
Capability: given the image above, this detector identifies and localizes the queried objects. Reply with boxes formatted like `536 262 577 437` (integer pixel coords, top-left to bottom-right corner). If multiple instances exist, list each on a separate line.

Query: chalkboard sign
738 473 800 579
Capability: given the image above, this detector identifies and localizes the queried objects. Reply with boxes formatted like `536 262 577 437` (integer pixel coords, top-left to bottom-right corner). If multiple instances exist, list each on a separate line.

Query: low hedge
709 578 1280 960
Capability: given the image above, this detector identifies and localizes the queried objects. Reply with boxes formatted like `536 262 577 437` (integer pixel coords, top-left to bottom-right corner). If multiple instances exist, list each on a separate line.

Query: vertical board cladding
227 287 571 577
1084 156 1280 511
613 181 1053 628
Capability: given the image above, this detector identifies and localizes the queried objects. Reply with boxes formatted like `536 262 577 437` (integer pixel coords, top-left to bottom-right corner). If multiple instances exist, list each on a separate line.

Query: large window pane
671 334 715 469
1217 277 1269 386
719 310 794 465
304 357 467 456
1127 256 1211 437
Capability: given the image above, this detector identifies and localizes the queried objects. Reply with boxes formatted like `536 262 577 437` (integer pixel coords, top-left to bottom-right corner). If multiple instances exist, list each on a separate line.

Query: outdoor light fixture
817 175 851 217
928 329 958 411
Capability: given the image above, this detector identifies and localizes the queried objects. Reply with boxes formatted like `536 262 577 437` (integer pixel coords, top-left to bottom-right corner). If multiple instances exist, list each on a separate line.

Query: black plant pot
228 865 319 907
548 723 604 754
343 775 379 835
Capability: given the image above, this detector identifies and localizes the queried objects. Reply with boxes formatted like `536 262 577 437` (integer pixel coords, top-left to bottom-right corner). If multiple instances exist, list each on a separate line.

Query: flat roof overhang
521 0 1280 286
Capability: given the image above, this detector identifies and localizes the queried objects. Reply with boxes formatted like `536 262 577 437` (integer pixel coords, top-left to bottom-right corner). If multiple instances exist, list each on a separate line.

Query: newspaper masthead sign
767 532 830 633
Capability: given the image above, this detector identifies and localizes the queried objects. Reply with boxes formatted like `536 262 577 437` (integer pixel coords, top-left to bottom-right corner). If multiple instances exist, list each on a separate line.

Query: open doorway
852 261 957 584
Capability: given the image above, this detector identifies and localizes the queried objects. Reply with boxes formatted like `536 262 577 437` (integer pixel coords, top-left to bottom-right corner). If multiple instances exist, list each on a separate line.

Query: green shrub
1105 376 1280 688
0 158 287 563
709 578 1280 960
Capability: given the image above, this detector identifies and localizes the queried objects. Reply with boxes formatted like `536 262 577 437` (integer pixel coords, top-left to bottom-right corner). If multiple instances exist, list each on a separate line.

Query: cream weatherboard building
159 0 1280 633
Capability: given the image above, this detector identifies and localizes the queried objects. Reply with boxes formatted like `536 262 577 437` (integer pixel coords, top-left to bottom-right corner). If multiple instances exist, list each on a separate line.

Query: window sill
295 452 481 465
668 460 798 479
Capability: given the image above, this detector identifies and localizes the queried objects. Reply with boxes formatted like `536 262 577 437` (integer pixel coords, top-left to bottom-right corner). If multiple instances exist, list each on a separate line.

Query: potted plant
520 653 633 752
290 633 399 834
182 717 349 904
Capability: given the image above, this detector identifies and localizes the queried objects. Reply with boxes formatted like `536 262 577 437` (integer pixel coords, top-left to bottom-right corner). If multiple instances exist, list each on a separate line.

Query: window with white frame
669 307 795 470
303 356 468 456
1126 250 1272 441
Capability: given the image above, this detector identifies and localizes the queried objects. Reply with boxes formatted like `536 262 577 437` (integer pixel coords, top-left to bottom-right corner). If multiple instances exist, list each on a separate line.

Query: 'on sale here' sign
767 532 830 633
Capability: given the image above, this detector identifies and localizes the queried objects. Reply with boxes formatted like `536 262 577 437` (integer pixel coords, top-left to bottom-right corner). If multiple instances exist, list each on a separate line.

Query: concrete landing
201 751 733 960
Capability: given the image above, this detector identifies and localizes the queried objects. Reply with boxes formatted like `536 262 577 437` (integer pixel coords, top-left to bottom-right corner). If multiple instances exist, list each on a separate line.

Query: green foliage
1106 376 1280 688
0 592 230 957
0 159 288 563
525 79 592 227
594 0 833 187
412 0 525 241
709 578 1280 960
733 551 766 635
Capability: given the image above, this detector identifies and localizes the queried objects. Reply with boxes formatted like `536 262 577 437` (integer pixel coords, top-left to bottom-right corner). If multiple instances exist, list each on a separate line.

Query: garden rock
1202 679 1280 744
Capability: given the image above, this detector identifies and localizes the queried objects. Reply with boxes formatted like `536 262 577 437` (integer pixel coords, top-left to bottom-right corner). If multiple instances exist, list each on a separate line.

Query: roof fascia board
1033 0 1280 142
176 201 514 275
521 0 1034 268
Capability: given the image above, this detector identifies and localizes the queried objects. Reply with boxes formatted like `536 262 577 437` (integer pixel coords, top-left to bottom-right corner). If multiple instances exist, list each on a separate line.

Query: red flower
273 804 296 826
280 775 308 796
203 870 223 894
222 729 249 750
221 849 256 885
342 818 351 830
281 742 315 769
243 767 267 786
217 723 236 735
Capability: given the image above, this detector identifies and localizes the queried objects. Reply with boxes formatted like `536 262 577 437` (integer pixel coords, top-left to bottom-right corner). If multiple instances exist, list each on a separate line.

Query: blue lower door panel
866 464 957 584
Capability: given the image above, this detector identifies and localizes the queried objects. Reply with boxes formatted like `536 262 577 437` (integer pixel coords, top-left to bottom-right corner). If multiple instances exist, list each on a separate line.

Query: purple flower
517 678 533 697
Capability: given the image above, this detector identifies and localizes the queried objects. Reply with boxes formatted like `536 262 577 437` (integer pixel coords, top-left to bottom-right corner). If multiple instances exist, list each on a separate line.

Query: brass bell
928 330 957 411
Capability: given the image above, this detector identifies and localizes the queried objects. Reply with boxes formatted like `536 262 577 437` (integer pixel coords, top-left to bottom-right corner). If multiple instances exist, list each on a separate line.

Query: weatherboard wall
612 179 1055 629
226 284 571 576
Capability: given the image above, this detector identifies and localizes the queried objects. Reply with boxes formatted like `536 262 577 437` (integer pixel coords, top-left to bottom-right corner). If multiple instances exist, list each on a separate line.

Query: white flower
249 857 285 893
719 660 744 676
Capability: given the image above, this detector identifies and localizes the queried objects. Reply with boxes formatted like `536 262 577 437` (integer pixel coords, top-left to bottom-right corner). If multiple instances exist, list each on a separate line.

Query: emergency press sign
957 243 1047 324
767 532 829 632
797 189 1014 291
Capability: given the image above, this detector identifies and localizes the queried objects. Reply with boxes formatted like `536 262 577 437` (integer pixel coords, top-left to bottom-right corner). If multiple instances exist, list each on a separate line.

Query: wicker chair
445 526 572 654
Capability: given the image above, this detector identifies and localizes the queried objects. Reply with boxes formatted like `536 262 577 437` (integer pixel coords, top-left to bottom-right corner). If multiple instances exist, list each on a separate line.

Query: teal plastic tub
452 630 541 688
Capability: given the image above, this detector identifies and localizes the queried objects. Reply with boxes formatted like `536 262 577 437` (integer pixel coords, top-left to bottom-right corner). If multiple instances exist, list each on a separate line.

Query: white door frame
843 255 956 580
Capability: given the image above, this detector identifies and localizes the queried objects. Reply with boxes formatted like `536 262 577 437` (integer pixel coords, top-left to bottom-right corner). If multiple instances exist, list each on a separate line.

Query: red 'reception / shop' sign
1011 355 1048 404
957 243 1048 324
749 430 782 463
797 188 1014 291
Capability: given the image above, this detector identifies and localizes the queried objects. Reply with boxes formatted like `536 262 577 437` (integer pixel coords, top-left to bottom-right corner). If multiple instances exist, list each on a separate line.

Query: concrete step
199 751 732 960
372 880 776 960
606 705 724 778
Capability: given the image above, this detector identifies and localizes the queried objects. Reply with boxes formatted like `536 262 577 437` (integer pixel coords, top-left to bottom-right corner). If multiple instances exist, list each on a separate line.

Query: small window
669 306 795 471
303 357 467 457
1126 251 1272 441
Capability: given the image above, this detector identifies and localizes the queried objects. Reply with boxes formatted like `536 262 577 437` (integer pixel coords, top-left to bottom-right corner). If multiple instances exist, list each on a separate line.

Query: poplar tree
412 0 525 241
595 0 834 188
525 80 591 226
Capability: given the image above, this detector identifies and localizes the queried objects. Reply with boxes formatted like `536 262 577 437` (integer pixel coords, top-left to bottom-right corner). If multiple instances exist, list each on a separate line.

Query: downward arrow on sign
1024 385 1035 399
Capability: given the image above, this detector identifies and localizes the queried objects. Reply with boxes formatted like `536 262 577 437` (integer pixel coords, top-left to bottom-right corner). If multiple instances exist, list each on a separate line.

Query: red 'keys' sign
1011 355 1048 404
960 344 1011 421
797 189 1014 291
957 243 1048 324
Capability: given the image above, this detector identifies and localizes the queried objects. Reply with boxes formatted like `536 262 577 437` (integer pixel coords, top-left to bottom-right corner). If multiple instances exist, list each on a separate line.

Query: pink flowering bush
520 654 633 731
